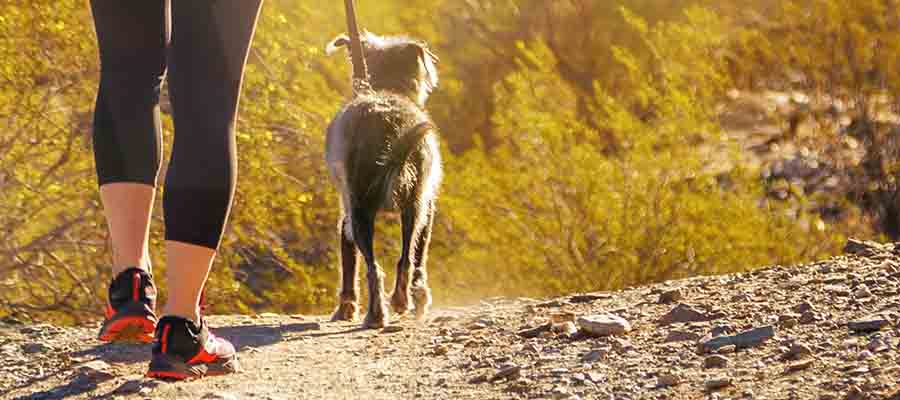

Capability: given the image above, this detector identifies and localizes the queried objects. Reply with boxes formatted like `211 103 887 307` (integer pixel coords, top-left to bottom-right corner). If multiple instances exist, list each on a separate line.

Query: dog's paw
411 284 432 320
363 304 390 329
331 301 359 322
389 290 412 315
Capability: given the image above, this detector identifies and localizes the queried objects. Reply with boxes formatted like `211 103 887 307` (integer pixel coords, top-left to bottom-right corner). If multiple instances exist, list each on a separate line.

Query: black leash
343 0 370 94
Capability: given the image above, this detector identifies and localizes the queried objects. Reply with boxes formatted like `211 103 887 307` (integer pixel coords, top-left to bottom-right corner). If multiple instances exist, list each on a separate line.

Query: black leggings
90 0 262 249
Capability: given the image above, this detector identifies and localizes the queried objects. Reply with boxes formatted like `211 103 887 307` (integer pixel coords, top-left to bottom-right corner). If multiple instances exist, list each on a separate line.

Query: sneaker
146 316 239 380
98 267 158 343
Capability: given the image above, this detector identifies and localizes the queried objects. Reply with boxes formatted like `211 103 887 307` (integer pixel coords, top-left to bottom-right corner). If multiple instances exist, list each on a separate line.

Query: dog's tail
361 121 436 203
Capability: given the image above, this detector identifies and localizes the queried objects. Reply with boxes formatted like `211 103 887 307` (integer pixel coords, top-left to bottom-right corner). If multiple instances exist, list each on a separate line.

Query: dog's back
327 92 440 215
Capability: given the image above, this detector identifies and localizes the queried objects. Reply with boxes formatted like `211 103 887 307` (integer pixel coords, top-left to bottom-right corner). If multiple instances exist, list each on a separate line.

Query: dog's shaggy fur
325 32 442 328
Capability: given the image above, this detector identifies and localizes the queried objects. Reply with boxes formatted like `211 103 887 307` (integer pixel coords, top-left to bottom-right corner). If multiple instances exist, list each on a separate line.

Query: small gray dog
325 31 442 328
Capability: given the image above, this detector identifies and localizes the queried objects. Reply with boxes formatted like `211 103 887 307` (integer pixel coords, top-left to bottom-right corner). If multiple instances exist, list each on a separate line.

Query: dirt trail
3 239 900 400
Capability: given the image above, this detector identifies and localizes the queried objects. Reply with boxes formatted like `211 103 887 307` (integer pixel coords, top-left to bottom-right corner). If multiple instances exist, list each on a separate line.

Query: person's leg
91 0 168 275
162 0 263 324
90 0 168 342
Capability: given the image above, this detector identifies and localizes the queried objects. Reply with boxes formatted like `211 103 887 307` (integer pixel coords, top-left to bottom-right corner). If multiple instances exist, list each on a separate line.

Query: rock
854 285 872 299
824 285 851 297
844 238 885 255
550 312 577 324
75 360 115 383
569 293 612 303
490 364 521 382
778 314 801 329
518 323 552 338
704 376 732 391
664 330 702 343
658 288 684 304
793 301 815 313
799 311 818 324
785 359 813 372
551 321 578 336
577 314 631 337
704 355 729 369
783 342 813 360
867 337 890 353
717 345 737 354
699 326 776 353
21 343 48 354
657 373 680 387
658 304 723 325
382 325 404 334
203 393 239 400
848 316 890 333
581 349 608 363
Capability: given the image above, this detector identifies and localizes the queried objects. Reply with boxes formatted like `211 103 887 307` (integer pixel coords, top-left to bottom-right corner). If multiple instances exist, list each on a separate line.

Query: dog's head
327 31 439 106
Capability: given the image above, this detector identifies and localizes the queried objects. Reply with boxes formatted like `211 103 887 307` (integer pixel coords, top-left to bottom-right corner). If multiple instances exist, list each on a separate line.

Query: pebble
848 316 890 333
785 359 813 372
783 342 813 360
491 364 521 382
704 355 729 369
664 330 702 343
577 314 631 337
704 376 733 391
854 285 872 298
581 349 608 363
21 343 48 354
658 304 724 325
659 288 684 304
657 373 680 387
203 393 239 400
699 326 776 353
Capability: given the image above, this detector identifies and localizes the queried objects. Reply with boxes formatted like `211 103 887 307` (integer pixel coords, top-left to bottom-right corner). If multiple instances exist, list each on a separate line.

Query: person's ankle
161 307 201 325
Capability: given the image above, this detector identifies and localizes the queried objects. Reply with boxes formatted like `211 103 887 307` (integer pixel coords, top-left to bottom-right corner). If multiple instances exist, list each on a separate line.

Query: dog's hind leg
411 201 435 319
353 207 389 329
332 215 360 322
390 204 418 315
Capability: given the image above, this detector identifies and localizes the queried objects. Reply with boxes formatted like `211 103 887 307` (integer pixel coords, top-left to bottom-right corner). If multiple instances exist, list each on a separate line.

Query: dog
324 32 442 328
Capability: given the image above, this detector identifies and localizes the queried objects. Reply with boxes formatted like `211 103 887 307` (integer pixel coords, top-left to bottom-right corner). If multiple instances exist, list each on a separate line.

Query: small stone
799 311 817 324
382 325 404 334
658 304 723 325
551 321 578 336
577 314 631 337
783 342 813 360
717 345 737 354
581 349 608 363
848 316 890 333
867 338 890 353
699 326 776 353
491 364 521 382
569 293 612 303
854 286 872 299
704 355 729 369
704 376 732 391
664 330 702 343
203 393 239 400
857 350 874 360
75 360 115 383
518 323 552 339
659 288 684 304
657 373 680 387
550 312 577 324
793 302 815 314
21 343 48 354
785 359 813 372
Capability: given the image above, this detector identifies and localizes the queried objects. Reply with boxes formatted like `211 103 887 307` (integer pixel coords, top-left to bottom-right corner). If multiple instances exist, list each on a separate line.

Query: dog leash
343 0 371 95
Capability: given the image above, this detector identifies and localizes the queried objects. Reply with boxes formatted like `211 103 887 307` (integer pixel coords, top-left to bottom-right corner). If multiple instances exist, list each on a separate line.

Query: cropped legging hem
90 0 262 250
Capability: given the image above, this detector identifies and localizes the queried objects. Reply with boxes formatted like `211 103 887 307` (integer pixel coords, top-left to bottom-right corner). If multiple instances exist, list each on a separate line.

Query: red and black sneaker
98 267 158 343
146 316 240 380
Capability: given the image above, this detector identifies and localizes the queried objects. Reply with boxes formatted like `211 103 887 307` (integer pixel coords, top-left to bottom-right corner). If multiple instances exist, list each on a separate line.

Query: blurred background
1 0 897 325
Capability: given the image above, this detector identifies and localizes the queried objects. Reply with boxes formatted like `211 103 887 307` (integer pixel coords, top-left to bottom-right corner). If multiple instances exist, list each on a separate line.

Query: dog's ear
406 43 439 91
325 34 350 55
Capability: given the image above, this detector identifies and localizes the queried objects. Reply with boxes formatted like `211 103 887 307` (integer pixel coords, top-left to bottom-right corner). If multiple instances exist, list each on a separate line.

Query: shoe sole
98 303 157 344
146 353 240 380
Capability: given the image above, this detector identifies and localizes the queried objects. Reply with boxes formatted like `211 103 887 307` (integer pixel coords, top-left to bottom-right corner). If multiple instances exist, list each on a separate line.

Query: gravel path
2 239 899 400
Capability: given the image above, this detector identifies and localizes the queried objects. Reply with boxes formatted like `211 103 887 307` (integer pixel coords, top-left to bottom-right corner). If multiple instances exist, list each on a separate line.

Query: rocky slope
2 239 899 400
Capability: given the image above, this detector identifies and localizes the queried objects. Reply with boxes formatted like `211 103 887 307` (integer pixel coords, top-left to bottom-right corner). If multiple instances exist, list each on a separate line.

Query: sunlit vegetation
4 0 895 324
